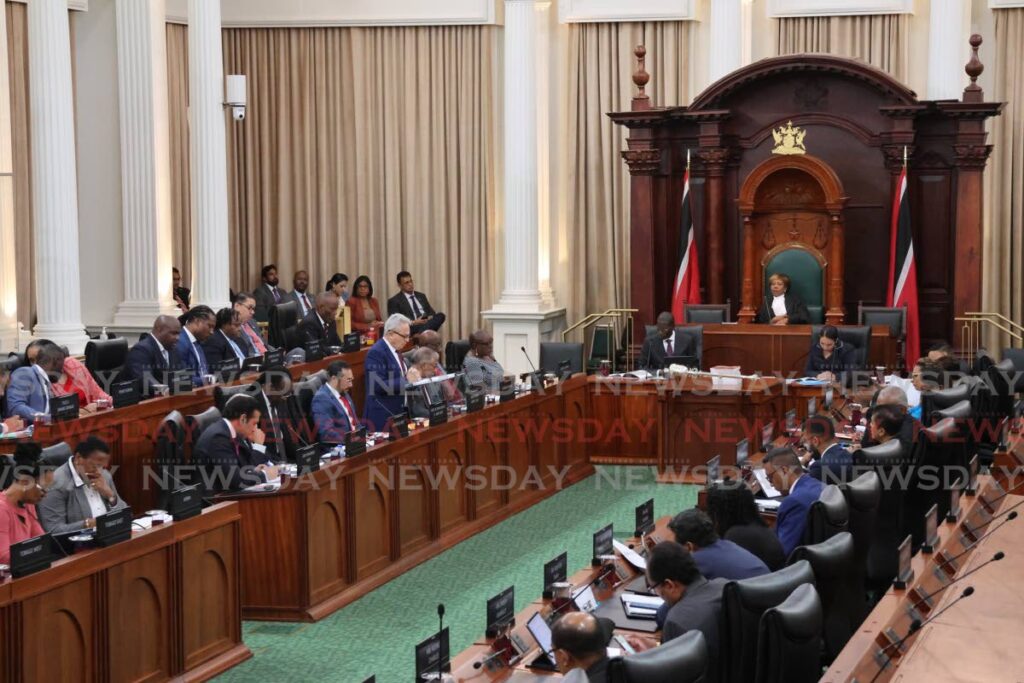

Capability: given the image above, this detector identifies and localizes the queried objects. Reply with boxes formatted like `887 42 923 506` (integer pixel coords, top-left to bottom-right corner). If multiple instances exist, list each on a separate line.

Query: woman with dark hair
754 272 810 325
804 324 857 382
325 273 350 302
705 483 786 570
0 443 52 564
346 275 384 333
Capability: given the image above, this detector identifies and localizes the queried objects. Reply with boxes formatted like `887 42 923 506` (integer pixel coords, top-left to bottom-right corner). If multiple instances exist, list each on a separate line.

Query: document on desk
756 499 782 512
408 373 458 388
613 539 647 571
753 468 782 498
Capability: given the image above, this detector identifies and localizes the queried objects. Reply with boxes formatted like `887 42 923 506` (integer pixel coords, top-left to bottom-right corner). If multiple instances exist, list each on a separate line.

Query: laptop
525 611 559 671
663 354 699 370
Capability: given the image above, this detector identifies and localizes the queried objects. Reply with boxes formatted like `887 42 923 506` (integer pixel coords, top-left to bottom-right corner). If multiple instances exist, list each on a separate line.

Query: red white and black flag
671 154 701 322
887 155 920 372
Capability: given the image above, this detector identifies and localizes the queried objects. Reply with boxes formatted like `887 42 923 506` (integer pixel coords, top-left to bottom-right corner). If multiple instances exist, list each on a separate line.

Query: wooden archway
736 155 848 324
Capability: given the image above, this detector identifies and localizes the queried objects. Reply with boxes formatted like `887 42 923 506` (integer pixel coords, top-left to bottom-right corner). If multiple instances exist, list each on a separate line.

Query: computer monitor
572 584 598 613
736 439 749 469
527 611 554 657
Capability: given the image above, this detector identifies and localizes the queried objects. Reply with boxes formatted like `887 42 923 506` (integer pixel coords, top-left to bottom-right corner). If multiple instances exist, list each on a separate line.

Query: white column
0 4 19 351
708 0 749 84
114 0 179 327
535 0 556 308
188 0 231 310
27 0 89 353
927 0 970 100
483 0 565 376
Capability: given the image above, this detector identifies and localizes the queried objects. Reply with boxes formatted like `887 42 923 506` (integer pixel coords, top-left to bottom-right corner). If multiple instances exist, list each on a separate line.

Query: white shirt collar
327 382 341 401
69 459 86 488
266 283 277 293
316 312 326 327
223 418 236 439
183 327 197 345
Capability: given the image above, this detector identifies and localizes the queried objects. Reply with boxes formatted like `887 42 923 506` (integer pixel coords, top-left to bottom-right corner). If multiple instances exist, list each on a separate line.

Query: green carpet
213 466 697 683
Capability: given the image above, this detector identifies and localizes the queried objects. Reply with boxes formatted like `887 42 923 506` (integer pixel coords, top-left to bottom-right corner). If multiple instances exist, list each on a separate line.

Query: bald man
640 312 695 370
462 330 504 392
121 315 184 395
288 269 315 317
550 613 615 683
861 385 920 451
297 291 342 347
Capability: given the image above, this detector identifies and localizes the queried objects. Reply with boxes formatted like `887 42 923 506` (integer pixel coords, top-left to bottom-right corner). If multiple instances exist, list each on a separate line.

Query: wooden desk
2 349 368 512
219 376 595 622
0 503 249 682
823 475 1013 682
691 323 896 376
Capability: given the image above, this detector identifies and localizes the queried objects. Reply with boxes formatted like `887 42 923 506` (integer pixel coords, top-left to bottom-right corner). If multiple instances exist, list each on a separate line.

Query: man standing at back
364 314 421 431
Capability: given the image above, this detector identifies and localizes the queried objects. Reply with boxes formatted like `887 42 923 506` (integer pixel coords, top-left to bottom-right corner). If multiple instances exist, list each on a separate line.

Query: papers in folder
753 467 782 499
620 593 664 620
756 499 782 512
613 539 647 571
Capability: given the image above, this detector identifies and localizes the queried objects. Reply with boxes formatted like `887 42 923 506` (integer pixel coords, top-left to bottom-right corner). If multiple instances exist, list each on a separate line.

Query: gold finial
771 120 807 155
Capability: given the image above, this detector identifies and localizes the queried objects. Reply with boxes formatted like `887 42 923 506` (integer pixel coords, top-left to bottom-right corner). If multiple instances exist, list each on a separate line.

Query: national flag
671 167 701 321
886 164 920 372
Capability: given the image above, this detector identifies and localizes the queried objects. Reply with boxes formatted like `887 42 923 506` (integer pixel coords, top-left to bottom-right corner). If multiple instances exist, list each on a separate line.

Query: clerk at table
764 446 824 558
639 311 695 370
804 325 857 381
38 436 127 534
754 272 810 325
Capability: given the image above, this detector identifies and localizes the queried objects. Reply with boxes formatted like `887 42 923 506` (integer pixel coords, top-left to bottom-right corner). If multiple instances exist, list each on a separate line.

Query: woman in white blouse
754 272 810 325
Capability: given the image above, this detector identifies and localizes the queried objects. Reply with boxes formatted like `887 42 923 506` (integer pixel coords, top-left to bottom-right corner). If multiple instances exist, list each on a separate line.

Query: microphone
163 467 218 508
437 603 446 681
869 586 975 683
944 512 1017 570
916 551 1003 606
520 346 539 374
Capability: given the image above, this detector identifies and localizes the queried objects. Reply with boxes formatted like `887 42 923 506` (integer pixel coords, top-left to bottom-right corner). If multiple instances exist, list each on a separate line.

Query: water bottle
100 326 109 340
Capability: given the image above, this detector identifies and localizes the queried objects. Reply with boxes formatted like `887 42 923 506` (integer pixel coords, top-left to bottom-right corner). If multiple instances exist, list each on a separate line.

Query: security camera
231 106 246 122
224 75 247 123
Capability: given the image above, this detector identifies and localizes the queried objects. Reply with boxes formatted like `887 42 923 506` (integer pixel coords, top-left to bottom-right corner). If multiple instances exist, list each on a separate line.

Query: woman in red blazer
347 275 385 333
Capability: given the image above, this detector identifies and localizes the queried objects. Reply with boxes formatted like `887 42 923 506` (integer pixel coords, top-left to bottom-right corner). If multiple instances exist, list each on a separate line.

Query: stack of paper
621 593 664 619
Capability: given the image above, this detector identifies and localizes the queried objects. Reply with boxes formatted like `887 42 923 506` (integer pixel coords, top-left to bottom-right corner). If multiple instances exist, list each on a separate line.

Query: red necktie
340 394 357 429
245 325 267 354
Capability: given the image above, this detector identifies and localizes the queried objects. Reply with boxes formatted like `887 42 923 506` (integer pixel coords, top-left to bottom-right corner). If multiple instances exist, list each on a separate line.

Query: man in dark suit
233 292 272 355
765 446 825 558
668 509 769 581
252 264 286 323
172 267 190 312
364 314 421 431
550 613 615 682
386 271 445 335
640 312 695 370
202 308 252 366
175 305 216 387
404 347 447 419
121 315 183 395
298 292 342 347
310 360 359 443
192 394 278 493
801 415 853 483
5 343 65 420
288 270 315 318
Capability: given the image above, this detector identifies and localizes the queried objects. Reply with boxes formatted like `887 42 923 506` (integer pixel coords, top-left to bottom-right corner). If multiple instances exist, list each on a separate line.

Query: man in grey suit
633 541 726 683
288 269 316 318
38 436 127 534
405 347 447 419
251 263 286 323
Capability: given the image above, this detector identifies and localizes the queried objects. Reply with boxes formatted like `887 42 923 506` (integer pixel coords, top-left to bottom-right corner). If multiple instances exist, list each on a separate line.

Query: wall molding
9 0 88 10
989 0 1024 8
558 0 695 23
165 0 498 27
767 0 913 16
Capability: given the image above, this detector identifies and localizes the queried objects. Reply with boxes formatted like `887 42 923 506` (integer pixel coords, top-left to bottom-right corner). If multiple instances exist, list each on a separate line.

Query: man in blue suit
363 314 420 431
311 360 360 443
175 305 215 387
764 446 825 558
120 315 183 396
5 343 65 420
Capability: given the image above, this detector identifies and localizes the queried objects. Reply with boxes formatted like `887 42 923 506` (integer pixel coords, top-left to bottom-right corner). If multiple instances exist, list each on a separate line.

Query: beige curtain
6 1 32 329
166 22 191 286
561 21 691 327
983 9 1024 352
776 14 909 83
166 25 500 338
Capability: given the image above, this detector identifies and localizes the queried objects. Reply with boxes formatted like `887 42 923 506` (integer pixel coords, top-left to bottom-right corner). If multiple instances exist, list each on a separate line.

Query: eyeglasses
391 330 410 340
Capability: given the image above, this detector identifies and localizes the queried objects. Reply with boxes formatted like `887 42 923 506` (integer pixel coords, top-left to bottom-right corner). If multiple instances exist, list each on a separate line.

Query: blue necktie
194 341 208 376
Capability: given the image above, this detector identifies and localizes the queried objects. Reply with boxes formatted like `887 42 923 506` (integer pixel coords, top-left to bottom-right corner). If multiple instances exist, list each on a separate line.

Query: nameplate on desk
593 523 614 561
264 349 285 368
166 369 193 395
390 411 410 439
921 504 939 554
635 498 655 538
304 340 323 362
242 354 265 372
414 627 450 679
213 358 241 382
345 427 367 457
10 533 53 578
169 485 202 521
342 332 361 354
296 444 320 475
947 482 962 523
965 454 979 496
50 393 79 421
558 359 573 382
486 585 516 634
428 401 448 427
110 380 140 409
893 534 914 589
528 371 546 395
544 551 568 590
498 377 515 403
95 506 133 547
465 389 484 414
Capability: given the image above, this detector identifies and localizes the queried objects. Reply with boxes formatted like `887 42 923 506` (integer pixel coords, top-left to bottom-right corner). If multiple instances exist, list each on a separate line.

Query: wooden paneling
435 433 468 537
21 576 95 682
180 522 240 671
350 470 392 581
394 443 433 557
306 487 347 606
107 549 171 683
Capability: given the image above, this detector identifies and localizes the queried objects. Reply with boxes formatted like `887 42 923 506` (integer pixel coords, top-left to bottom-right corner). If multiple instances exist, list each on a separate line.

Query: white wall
72 0 123 329
165 0 500 26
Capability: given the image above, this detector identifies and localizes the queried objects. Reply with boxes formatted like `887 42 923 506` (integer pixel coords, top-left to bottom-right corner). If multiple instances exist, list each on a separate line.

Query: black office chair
84 337 129 387
1002 348 1024 373
987 358 1017 417
852 440 908 595
754 583 824 683
289 375 324 432
0 454 14 488
720 560 815 683
957 376 1001 466
445 340 471 374
282 325 305 354
809 325 871 369
214 382 262 411
185 406 222 443
616 630 708 683
154 411 189 506
789 532 860 663
685 301 731 324
838 471 880 595
40 442 73 468
1 354 23 373
858 304 906 368
269 301 299 349
802 484 848 547
678 326 704 369
920 384 970 425
539 342 584 375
